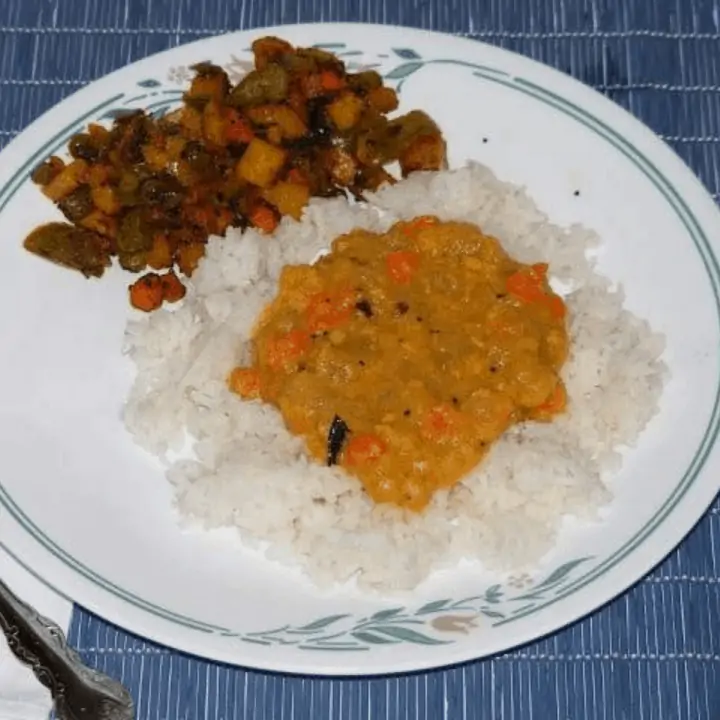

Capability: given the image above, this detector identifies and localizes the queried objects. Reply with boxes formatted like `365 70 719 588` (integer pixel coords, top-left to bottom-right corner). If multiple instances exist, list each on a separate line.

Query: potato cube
236 138 287 188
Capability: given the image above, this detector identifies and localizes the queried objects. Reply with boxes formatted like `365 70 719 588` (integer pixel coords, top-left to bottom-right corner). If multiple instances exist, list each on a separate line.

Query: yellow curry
229 217 569 511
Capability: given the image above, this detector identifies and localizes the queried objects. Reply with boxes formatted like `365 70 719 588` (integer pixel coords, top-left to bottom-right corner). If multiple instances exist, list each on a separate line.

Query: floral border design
222 558 591 650
1 35 717 657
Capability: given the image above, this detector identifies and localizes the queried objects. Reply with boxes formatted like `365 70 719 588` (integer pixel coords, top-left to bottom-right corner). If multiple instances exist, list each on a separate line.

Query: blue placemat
2 1 720 718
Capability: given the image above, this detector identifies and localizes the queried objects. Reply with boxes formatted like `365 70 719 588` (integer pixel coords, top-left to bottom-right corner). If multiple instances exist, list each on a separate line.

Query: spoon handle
0 578 134 720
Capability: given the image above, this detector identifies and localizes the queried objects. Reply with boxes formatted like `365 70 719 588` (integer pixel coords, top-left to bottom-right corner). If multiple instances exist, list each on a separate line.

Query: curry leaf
534 558 591 590
370 607 405 622
351 630 398 645
392 47 422 60
296 614 350 632
384 62 424 80
371 625 449 645
416 599 452 615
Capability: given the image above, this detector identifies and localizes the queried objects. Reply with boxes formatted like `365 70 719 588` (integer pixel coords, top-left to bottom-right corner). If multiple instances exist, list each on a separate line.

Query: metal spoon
0 578 134 720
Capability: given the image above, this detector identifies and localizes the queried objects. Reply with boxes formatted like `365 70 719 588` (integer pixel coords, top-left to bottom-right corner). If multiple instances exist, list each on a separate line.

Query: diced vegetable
421 405 463 441
305 290 355 332
400 215 438 236
327 92 364 131
246 104 307 140
263 181 310 220
236 138 288 187
343 434 387 466
228 366 262 399
129 273 164 312
224 109 254 143
536 382 567 414
386 250 420 284
42 160 88 202
176 242 205 276
229 63 289 107
265 329 311 369
319 70 346 92
399 133 447 176
160 270 186 303
251 36 294 70
367 86 398 113
22 37 447 312
248 203 280 233
146 233 174 269
90 185 121 215
186 67 229 102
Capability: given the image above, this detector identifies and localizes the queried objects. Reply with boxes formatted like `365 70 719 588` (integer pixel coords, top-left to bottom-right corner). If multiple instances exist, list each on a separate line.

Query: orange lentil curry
229 217 569 511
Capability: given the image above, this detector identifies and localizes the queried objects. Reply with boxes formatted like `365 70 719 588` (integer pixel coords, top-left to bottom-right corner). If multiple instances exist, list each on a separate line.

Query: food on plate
23 36 446 311
228 218 569 511
124 164 666 590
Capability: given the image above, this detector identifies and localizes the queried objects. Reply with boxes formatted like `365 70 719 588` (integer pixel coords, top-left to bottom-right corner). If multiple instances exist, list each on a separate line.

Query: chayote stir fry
24 36 447 311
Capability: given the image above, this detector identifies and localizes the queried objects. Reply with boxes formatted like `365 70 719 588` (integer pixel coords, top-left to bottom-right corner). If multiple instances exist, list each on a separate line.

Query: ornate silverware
0 579 134 719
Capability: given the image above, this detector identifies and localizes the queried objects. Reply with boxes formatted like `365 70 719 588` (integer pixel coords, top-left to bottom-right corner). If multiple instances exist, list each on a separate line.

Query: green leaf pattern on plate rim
213 558 593 650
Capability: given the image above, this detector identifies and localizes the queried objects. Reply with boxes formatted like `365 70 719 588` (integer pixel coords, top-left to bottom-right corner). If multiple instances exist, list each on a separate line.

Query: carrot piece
386 250 420 284
400 215 438 236
224 109 255 144
265 329 311 370
344 434 387 466
185 204 215 231
228 367 262 399
506 270 546 304
249 203 279 233
214 206 234 234
305 290 355 332
320 70 346 91
129 273 164 312
421 404 462 440
287 168 308 184
547 294 567 319
160 270 186 303
536 382 567 414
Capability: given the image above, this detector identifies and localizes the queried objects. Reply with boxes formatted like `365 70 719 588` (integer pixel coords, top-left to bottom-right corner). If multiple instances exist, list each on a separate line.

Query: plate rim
1 21 719 675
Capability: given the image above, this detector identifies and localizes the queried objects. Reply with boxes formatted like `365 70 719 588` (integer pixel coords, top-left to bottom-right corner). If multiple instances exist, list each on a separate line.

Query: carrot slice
224 109 254 144
319 70 346 91
160 270 186 303
228 367 262 399
400 215 438 236
536 382 567 414
506 270 546 304
386 251 420 284
265 329 311 370
249 204 279 233
547 294 567 319
421 404 462 440
305 290 355 332
129 273 163 312
344 434 387 466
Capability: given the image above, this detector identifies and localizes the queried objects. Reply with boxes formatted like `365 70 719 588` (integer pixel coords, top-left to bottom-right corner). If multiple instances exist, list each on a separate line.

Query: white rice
123 163 666 591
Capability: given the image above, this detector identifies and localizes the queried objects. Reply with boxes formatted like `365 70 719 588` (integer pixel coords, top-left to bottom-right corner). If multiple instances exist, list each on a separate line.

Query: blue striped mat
2 1 719 718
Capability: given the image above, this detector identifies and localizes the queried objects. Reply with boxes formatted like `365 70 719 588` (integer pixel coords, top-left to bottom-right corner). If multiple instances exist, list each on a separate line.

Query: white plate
0 23 718 676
